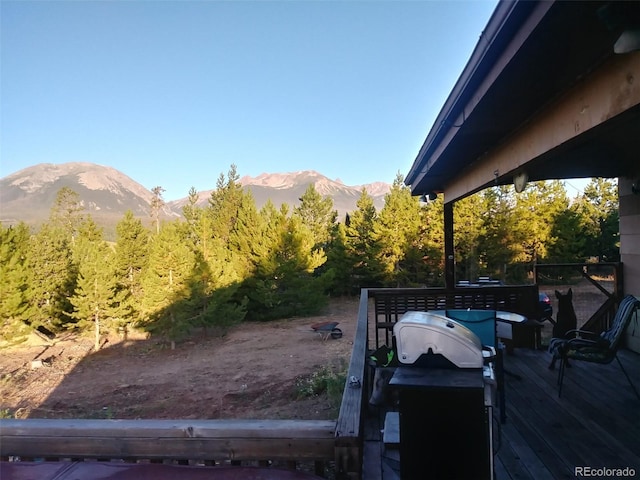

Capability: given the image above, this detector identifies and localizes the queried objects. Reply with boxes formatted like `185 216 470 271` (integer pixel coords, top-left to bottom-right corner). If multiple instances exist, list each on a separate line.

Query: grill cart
390 311 497 480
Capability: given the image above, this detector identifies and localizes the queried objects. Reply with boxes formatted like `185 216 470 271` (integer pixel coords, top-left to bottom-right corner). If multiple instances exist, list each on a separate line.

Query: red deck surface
0 462 323 480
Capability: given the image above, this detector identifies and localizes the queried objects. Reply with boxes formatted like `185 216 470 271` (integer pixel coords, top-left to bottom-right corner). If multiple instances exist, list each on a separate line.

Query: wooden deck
362 347 640 480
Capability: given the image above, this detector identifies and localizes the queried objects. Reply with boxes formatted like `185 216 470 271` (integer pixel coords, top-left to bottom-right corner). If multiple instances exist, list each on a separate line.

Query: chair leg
497 347 506 424
615 355 640 401
557 356 566 398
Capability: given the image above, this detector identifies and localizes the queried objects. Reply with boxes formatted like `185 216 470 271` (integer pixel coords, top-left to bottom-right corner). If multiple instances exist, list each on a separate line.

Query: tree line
0 165 619 348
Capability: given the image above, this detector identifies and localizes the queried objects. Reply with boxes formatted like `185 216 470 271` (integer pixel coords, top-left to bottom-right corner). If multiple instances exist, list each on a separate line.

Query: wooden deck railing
334 292 369 479
0 418 335 474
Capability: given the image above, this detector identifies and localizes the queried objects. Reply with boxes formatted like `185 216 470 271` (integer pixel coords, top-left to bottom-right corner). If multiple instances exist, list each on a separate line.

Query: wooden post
444 201 455 290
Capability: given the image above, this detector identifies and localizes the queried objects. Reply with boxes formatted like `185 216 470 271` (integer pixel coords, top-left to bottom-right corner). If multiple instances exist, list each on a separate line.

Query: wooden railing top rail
334 290 369 478
370 286 538 313
0 418 336 462
533 262 621 268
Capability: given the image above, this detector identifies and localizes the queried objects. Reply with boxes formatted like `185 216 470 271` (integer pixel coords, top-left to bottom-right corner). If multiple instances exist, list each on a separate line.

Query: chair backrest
445 309 497 347
601 295 640 351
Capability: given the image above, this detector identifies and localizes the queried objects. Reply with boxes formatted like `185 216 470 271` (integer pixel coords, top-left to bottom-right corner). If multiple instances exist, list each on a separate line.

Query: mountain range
0 163 390 233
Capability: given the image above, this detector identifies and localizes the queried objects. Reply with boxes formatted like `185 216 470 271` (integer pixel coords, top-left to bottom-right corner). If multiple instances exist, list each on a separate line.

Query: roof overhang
406 0 640 202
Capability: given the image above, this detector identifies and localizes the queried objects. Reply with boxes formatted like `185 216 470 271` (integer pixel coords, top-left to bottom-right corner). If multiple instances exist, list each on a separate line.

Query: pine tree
114 211 150 327
183 187 201 225
478 186 518 282
511 180 569 264
228 191 264 278
547 208 587 262
25 224 76 331
345 188 383 288
293 184 338 249
140 221 197 347
188 246 247 334
206 165 259 281
150 186 166 235
72 217 104 265
181 206 248 333
208 165 244 244
454 194 486 281
418 196 446 286
574 178 619 261
244 210 330 321
0 223 31 339
68 220 119 350
374 173 423 286
324 222 352 295
50 187 84 245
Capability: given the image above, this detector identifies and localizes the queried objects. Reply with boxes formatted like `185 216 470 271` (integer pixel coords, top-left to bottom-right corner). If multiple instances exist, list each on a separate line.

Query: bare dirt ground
0 279 613 422
0 297 360 421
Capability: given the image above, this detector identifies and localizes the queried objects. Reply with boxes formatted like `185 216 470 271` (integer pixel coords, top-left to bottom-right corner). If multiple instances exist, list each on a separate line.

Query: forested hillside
0 165 619 348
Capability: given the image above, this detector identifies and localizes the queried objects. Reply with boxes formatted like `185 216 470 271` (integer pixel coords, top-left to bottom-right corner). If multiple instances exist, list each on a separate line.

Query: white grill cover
394 311 484 368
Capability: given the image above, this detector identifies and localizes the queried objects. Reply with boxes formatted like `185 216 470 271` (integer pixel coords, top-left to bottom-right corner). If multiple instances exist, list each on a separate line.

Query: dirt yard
0 297 360 421
0 279 613 421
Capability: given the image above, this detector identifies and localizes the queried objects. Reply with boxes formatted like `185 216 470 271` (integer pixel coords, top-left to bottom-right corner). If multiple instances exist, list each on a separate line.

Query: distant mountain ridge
174 170 389 218
0 163 390 230
0 162 174 226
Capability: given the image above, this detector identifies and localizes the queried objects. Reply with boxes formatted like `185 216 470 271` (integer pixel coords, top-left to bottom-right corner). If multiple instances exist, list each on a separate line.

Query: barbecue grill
394 310 488 368
389 310 497 480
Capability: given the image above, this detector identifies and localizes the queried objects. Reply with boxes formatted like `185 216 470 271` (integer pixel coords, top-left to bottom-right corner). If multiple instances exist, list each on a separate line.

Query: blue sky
1 0 503 201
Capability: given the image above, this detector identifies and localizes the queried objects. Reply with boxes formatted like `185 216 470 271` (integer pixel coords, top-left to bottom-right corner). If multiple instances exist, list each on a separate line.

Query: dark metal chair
549 295 640 399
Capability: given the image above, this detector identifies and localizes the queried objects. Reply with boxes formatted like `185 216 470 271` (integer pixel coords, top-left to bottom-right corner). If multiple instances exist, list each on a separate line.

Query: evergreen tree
50 187 84 244
345 188 383 288
454 193 486 281
208 165 244 244
140 221 197 347
574 178 619 261
0 223 31 339
182 187 201 226
293 184 338 249
258 201 289 255
418 196 446 286
243 211 330 321
150 186 166 235
180 199 248 333
187 245 247 333
182 187 201 245
374 173 423 286
228 191 264 278
206 165 259 281
547 208 587 262
478 186 518 282
25 224 76 331
511 180 569 264
324 222 352 295
114 211 150 327
72 216 103 265
68 220 119 350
